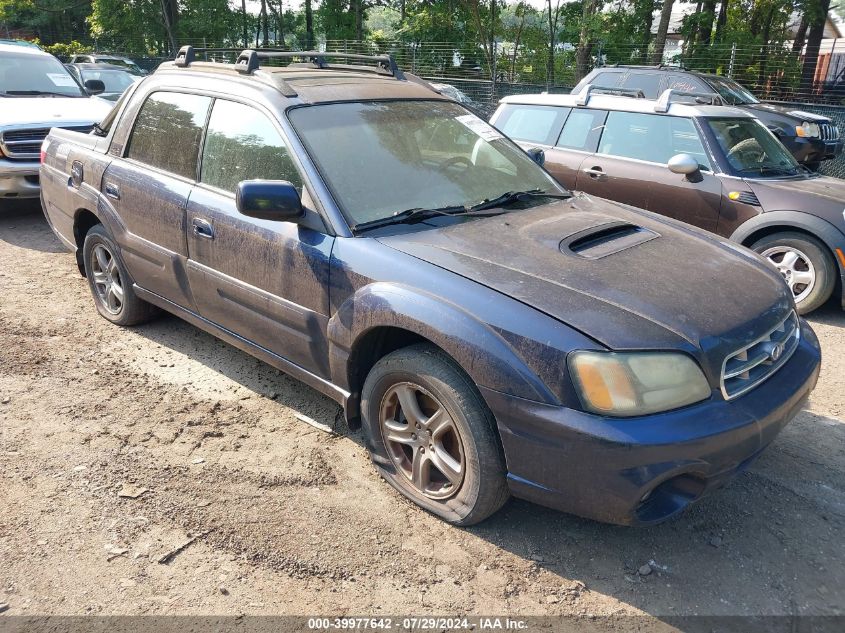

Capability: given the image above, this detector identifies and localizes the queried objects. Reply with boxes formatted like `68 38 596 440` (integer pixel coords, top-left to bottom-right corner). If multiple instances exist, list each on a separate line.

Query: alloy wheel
761 245 816 305
90 243 125 315
379 382 465 500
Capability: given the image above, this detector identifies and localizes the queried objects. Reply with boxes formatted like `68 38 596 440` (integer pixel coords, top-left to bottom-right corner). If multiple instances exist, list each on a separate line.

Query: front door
577 110 722 232
102 90 212 309
185 98 334 378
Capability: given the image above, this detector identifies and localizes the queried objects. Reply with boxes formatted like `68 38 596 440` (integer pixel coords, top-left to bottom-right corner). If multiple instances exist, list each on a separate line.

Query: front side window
289 100 562 226
707 117 800 176
126 91 211 179
81 69 136 93
707 77 759 105
495 104 570 145
598 111 711 169
200 99 302 193
556 109 607 151
0 52 86 97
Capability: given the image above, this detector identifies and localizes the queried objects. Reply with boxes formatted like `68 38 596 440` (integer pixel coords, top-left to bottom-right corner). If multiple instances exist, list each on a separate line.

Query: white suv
0 43 113 200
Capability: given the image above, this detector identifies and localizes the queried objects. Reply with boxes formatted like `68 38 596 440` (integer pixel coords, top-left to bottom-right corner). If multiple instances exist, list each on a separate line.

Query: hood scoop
562 222 659 259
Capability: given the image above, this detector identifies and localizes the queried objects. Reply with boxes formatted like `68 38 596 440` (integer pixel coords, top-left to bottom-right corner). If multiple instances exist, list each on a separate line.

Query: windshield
707 117 802 177
707 76 759 105
0 52 85 97
288 100 563 227
81 69 136 93
97 58 143 75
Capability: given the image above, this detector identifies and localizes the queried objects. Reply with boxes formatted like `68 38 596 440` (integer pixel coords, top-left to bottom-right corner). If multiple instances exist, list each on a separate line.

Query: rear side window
200 99 303 193
556 109 607 152
666 74 708 94
126 91 211 179
598 112 711 169
592 72 623 88
494 104 570 145
620 73 662 99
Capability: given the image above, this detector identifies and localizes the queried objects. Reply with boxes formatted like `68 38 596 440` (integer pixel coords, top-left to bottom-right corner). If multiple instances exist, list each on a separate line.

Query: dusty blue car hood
378 196 793 374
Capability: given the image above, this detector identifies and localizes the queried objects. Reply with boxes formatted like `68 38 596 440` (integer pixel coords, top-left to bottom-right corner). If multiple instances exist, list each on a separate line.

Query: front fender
327 282 559 405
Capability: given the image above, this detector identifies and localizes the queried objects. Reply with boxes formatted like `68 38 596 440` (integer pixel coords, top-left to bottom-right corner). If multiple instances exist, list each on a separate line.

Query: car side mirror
668 153 702 180
236 180 303 222
526 147 545 167
84 79 105 95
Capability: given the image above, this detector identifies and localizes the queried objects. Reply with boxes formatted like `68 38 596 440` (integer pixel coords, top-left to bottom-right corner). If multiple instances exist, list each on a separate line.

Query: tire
82 224 158 326
361 343 509 526
751 231 836 314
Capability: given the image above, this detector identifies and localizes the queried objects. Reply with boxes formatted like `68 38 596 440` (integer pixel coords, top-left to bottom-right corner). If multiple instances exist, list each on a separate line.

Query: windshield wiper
468 189 570 212
351 204 469 233
2 90 81 98
351 190 570 234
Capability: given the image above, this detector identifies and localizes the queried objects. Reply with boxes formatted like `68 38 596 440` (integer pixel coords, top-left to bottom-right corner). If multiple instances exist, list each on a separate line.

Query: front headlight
795 121 821 138
568 351 711 417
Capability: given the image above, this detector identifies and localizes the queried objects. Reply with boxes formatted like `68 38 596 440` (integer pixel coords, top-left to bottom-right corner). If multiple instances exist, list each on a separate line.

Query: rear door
101 90 211 309
552 108 608 190
185 98 334 378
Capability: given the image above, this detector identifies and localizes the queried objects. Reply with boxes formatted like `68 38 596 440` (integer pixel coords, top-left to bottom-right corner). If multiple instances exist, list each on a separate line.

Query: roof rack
574 83 645 106
654 88 724 112
173 45 404 79
606 63 685 71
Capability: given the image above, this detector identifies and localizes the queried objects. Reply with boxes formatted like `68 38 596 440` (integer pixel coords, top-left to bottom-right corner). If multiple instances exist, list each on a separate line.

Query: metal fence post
728 43 736 79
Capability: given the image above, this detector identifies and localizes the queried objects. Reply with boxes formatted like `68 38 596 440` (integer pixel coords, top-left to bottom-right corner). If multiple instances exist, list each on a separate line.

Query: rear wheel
361 344 509 526
83 224 158 326
751 231 836 314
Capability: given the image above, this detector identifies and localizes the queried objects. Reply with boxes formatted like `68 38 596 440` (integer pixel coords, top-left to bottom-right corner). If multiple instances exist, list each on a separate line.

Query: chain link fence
46 37 845 177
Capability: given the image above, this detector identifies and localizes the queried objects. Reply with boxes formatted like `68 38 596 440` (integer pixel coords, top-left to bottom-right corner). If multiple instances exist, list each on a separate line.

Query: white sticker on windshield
47 73 78 87
456 114 503 142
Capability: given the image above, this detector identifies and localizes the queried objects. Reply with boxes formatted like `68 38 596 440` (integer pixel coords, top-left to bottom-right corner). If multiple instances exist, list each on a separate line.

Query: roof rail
172 45 405 80
574 83 645 106
654 88 724 112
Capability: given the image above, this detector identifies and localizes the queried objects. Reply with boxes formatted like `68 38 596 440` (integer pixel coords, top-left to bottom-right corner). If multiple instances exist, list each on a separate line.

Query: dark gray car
574 66 843 169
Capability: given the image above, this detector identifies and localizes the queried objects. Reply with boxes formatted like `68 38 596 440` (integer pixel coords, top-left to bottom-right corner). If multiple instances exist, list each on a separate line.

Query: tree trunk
792 14 809 55
546 0 557 87
698 0 716 47
800 0 832 94
355 0 364 41
241 0 248 48
652 0 675 64
401 0 406 23
576 0 598 81
636 0 655 62
305 0 314 49
757 8 775 92
260 0 269 47
160 0 179 54
714 0 729 44
267 0 285 48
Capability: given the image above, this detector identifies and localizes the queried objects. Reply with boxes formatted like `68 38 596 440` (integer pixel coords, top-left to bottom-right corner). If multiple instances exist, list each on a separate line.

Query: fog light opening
635 474 706 524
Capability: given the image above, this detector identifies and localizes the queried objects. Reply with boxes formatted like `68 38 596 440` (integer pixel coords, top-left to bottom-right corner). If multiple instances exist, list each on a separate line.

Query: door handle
583 167 607 180
104 182 120 199
192 217 215 240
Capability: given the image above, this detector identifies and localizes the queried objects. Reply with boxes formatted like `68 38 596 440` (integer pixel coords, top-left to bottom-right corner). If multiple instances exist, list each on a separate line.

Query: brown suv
491 86 845 313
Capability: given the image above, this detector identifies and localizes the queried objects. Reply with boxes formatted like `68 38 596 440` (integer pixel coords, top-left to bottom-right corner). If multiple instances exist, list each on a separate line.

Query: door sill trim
133 285 349 406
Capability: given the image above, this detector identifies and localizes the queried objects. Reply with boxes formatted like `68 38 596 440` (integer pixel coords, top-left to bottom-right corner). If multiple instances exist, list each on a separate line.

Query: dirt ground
1 200 844 628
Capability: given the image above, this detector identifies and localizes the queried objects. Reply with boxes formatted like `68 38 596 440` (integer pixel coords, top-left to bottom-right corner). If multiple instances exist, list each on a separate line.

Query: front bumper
824 138 844 160
0 159 41 199
483 320 821 526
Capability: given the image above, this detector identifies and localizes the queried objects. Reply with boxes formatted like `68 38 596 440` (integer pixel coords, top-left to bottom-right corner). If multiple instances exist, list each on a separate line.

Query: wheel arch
72 208 102 276
731 211 845 308
329 283 559 428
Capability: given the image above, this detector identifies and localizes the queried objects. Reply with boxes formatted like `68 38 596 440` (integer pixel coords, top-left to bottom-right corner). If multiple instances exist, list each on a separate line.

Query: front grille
0 125 93 160
820 123 840 142
721 311 800 400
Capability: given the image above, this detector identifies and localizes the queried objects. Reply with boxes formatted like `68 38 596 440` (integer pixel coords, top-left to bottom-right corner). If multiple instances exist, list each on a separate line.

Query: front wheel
751 231 836 314
361 344 509 526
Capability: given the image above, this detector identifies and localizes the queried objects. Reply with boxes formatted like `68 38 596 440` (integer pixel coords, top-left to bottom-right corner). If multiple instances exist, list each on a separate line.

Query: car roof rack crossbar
574 83 645 106
654 88 724 112
172 45 405 80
